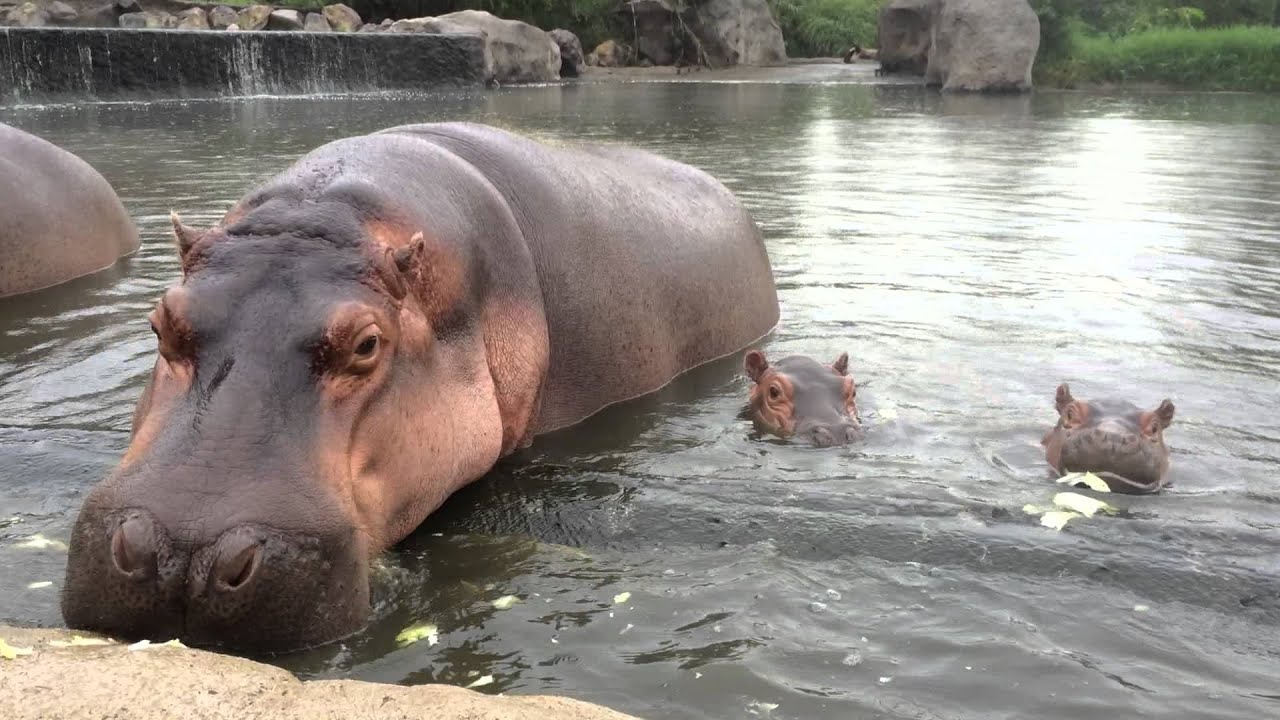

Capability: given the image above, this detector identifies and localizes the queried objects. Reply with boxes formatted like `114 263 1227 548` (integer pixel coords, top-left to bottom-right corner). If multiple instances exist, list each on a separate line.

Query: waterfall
0 27 487 104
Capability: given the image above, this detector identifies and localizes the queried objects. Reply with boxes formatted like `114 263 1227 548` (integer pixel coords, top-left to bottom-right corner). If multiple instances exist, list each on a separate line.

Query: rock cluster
876 0 1039 92
0 0 364 32
1 0 795 80
600 0 785 69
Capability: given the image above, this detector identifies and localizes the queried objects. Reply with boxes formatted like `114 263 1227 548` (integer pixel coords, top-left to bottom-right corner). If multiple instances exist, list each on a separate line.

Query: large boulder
85 0 137 26
615 0 677 66
394 10 561 84
267 8 304 30
175 7 208 29
303 11 329 31
321 2 360 31
47 0 78 24
0 625 639 720
118 10 175 28
550 28 585 77
236 3 271 31
4 2 48 26
208 5 236 29
876 0 939 75
925 0 1039 92
681 0 786 67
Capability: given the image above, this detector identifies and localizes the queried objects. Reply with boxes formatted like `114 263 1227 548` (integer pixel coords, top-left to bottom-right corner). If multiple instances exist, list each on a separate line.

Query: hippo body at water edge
0 123 139 298
61 121 781 652
743 349 862 447
1041 383 1176 494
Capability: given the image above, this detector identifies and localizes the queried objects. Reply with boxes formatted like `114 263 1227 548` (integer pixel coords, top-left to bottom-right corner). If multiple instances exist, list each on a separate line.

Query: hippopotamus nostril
210 533 263 594
110 515 158 581
844 424 862 444
809 426 835 448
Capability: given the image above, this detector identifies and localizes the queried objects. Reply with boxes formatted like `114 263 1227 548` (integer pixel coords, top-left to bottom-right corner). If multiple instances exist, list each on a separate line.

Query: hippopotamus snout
743 349 862 447
64 493 369 651
1041 383 1175 494
798 419 864 448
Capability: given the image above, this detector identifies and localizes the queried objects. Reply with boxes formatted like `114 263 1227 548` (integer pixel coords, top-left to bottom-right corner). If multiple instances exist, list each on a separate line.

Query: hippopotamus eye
345 325 384 375
148 320 160 339
768 385 782 401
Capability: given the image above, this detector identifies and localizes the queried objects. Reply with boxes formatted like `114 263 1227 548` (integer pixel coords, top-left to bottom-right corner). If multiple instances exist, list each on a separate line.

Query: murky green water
2 77 1279 719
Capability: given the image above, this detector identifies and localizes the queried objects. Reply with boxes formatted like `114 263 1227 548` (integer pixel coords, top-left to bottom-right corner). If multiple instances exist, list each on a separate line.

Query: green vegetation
1041 25 1280 91
767 0 880 58
1034 1 1280 90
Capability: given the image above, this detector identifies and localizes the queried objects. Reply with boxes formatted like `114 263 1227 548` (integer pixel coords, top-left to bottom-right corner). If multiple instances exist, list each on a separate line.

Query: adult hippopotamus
61 122 780 653
743 349 861 447
1040 383 1176 494
0 123 139 298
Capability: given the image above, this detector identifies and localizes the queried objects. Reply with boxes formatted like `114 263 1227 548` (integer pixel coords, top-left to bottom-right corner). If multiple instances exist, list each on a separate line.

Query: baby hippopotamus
743 349 862 447
1041 383 1176 494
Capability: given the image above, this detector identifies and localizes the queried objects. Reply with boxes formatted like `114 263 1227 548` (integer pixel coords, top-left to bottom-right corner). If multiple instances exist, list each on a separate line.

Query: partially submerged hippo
743 350 861 447
61 122 780 653
1 123 139 298
1041 383 1176 494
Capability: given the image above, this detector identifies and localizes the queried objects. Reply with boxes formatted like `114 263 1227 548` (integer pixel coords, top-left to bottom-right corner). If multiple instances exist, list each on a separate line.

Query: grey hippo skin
61 121 780 653
0 123 139 298
1041 383 1176 494
743 349 862 447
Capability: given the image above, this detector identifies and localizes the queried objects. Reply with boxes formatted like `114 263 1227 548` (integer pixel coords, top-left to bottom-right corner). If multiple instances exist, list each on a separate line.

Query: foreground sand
0 625 640 720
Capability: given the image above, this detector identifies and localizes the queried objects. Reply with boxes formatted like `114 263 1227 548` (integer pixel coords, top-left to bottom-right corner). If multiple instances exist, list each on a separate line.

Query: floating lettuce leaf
127 638 186 651
491 595 519 610
49 635 113 648
466 675 494 689
1040 511 1079 531
0 638 34 660
1056 472 1111 493
1022 504 1046 515
395 622 439 647
1052 492 1118 517
612 591 631 605
25 581 53 589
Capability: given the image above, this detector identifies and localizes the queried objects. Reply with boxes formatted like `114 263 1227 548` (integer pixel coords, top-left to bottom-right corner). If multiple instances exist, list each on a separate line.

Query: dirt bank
0 625 640 720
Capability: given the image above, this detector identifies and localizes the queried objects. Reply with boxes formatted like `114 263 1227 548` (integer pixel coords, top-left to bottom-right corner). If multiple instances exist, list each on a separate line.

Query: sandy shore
0 624 640 720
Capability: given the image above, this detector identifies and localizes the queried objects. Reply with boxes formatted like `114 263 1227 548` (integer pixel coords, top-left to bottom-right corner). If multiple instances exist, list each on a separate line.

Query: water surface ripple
2 83 1278 720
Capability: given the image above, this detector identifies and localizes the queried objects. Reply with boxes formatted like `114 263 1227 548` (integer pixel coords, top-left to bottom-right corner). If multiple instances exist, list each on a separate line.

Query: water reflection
2 83 1279 720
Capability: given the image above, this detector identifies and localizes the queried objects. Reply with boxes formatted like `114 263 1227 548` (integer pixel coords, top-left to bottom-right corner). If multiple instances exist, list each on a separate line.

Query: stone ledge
0 26 488 102
0 624 641 720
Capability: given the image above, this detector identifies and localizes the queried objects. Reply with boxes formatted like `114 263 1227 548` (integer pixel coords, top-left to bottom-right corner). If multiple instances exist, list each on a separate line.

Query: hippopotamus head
1041 383 1176 494
61 203 510 653
743 350 861 447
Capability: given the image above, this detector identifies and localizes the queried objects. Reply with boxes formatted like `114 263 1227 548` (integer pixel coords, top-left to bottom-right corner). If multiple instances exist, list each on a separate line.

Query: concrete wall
0 27 488 102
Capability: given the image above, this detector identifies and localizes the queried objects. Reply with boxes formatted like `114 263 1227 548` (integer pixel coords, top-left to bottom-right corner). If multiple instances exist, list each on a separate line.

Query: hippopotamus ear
169 211 204 268
1149 399 1175 430
1054 383 1074 413
393 232 426 277
743 350 769 383
832 352 849 376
